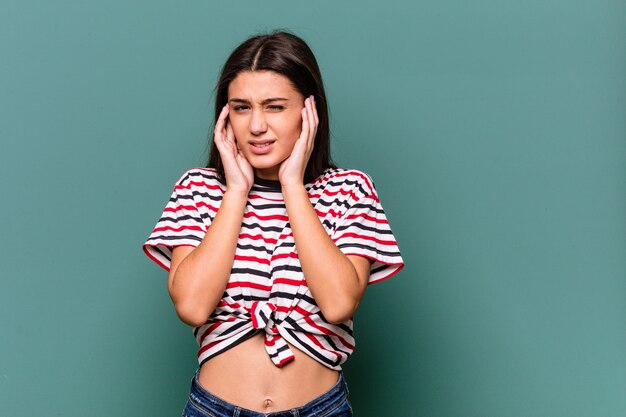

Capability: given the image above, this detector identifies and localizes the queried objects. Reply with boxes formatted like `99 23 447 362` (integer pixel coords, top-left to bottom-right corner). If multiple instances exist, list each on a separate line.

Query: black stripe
258 309 269 325
149 234 202 243
335 222 393 235
283 328 342 367
312 198 351 210
351 201 384 214
372 263 398 275
268 343 291 359
309 178 369 197
337 243 400 257
285 317 352 356
240 221 285 233
158 213 205 224
237 243 273 255
275 241 296 250
230 293 275 303
270 291 317 307
190 190 223 203
271 265 304 274
246 201 286 211
198 329 260 366
179 169 223 186
230 268 272 279
151 245 170 261
216 319 250 337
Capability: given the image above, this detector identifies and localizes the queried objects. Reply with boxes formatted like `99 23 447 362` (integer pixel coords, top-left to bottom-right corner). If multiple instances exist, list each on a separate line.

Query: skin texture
168 70 372 412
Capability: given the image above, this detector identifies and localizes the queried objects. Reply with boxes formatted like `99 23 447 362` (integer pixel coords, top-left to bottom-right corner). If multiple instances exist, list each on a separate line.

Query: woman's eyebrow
228 97 289 104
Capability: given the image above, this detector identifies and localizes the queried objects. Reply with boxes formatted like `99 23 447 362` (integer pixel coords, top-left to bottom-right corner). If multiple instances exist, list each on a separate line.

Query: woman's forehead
228 70 300 100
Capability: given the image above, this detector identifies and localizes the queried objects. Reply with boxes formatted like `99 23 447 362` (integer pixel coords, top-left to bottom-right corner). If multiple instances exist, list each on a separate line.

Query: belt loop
232 407 240 417
291 409 299 417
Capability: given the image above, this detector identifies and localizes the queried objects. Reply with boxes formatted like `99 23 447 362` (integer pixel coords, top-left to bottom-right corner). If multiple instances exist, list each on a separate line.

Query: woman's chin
249 160 279 178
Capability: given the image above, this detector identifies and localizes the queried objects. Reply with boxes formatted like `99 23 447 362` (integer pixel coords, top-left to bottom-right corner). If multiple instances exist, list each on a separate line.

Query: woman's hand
278 96 318 187
213 104 254 193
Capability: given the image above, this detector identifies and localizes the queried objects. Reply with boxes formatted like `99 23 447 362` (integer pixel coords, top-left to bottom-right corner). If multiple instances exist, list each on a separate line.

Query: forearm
169 190 248 325
282 184 364 323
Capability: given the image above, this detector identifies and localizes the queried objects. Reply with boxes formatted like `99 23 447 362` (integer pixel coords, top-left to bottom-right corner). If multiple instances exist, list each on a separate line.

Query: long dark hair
207 30 335 184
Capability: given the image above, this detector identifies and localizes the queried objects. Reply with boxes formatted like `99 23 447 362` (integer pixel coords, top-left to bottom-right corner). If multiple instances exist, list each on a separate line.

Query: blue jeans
182 370 353 417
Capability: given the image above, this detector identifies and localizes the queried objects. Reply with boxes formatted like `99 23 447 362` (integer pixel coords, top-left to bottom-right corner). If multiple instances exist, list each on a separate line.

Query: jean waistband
189 370 348 417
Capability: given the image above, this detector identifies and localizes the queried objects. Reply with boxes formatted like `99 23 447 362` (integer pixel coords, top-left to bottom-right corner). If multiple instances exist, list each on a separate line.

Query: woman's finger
305 97 316 154
214 104 229 137
311 95 319 126
300 106 310 144
226 121 236 147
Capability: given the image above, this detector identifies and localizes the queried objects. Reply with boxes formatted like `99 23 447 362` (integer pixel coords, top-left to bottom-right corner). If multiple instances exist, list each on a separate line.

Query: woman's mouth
249 140 275 155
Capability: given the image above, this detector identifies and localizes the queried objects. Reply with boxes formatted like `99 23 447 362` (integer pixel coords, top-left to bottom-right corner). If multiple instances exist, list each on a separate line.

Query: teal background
1 1 624 416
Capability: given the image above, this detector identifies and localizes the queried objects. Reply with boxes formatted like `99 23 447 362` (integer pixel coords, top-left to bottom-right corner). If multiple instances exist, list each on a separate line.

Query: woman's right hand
213 104 254 193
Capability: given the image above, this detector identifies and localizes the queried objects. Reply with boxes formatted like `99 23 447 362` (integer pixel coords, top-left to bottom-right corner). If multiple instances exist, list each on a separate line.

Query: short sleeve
142 170 211 271
331 179 404 284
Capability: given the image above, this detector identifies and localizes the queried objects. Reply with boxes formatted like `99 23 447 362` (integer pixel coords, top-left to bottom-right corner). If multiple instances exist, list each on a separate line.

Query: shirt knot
249 301 295 367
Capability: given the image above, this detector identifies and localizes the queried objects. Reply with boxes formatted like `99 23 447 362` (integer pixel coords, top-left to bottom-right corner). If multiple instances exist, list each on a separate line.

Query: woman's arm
282 184 372 324
168 104 253 327
277 96 371 324
168 189 247 327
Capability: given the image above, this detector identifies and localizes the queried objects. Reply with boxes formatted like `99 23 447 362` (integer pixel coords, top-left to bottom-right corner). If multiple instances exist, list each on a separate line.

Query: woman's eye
233 105 249 111
267 105 285 111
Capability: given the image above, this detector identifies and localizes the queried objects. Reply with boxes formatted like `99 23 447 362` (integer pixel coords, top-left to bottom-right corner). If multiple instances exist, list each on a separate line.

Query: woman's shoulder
171 167 226 197
174 167 224 187
314 167 378 197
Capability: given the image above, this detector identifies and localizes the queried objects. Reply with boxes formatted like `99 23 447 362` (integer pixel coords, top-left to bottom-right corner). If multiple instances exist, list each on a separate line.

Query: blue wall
1 1 624 416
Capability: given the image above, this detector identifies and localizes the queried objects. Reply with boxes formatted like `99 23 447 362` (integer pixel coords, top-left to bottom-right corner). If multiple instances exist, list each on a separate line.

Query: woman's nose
249 109 268 135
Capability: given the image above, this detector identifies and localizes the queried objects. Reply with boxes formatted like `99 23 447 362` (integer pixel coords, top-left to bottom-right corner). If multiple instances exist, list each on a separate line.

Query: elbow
172 301 211 327
321 299 360 324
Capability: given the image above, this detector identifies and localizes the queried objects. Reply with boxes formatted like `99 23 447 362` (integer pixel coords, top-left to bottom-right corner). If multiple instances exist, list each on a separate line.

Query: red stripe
342 212 388 224
218 300 242 309
196 201 219 213
198 339 222 356
244 211 289 221
276 355 295 367
234 255 270 265
314 208 344 218
314 170 375 195
227 281 271 291
248 194 283 202
303 333 342 359
238 233 278 244
273 277 307 287
270 252 299 262
152 224 205 233
175 181 225 193
304 316 354 350
264 335 280 347
142 246 170 271
199 318 235 342
164 202 219 214
334 232 397 246
294 305 313 317
164 204 198 213
367 262 405 284
251 302 259 328
277 232 293 241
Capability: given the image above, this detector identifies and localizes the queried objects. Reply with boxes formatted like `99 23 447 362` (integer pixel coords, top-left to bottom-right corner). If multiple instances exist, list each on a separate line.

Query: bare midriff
198 332 340 413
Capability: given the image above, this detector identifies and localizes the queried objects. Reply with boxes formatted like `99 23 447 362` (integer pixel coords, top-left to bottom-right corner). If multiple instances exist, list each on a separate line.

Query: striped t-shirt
143 167 404 370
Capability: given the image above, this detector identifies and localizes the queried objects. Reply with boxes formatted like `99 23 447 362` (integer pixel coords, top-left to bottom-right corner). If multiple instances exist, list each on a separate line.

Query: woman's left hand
278 95 318 187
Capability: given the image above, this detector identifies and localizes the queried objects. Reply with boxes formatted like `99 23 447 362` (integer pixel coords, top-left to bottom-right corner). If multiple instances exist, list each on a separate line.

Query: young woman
143 31 404 417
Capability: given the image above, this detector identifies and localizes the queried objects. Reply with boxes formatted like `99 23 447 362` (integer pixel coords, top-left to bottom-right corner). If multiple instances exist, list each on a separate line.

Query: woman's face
227 70 305 180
